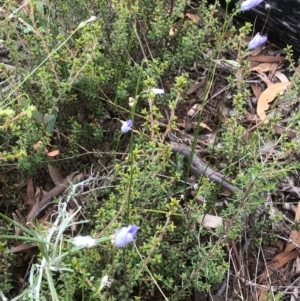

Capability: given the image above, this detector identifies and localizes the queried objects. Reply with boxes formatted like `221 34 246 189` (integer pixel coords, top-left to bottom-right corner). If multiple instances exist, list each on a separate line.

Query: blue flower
240 0 264 11
248 33 267 49
114 225 138 248
121 119 133 133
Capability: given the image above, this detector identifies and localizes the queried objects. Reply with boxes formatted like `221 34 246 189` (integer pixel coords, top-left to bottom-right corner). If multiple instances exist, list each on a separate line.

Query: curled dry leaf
199 122 212 132
257 81 292 122
187 78 206 95
9 243 37 253
33 140 43 150
27 171 81 220
185 13 200 23
274 71 289 83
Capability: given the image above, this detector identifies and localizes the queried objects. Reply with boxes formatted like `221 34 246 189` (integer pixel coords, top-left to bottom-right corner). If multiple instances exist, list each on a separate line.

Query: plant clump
1 0 300 300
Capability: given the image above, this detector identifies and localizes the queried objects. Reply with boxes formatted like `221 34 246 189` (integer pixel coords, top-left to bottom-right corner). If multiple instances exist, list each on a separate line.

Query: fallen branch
170 142 240 193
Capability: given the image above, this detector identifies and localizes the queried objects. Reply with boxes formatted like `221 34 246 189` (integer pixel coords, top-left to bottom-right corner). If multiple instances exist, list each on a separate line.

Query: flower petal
72 235 97 248
114 224 138 248
121 119 133 133
151 88 165 95
240 0 264 11
100 275 110 289
248 33 267 49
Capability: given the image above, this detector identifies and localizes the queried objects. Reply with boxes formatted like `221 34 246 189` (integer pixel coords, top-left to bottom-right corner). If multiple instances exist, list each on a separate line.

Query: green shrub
1 0 300 300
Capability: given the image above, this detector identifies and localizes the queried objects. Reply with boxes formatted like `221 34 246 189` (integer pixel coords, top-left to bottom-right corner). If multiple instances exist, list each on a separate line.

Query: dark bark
230 0 300 54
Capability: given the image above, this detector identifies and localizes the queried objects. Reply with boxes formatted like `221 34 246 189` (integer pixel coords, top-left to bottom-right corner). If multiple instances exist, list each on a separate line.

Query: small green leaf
45 109 58 134
32 110 43 123
43 114 55 124
27 109 32 118
46 117 56 134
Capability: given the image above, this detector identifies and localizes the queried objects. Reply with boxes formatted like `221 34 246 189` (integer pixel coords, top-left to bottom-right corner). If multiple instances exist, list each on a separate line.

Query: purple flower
248 33 267 49
121 119 132 133
114 225 138 248
240 0 264 11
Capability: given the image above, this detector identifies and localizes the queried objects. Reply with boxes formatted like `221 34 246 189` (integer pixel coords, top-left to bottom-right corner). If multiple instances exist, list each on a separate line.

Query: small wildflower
240 0 264 11
71 235 97 248
151 88 165 95
101 275 109 286
248 33 267 49
128 97 135 107
121 119 133 133
100 275 112 290
114 224 138 248
86 16 97 24
78 16 97 28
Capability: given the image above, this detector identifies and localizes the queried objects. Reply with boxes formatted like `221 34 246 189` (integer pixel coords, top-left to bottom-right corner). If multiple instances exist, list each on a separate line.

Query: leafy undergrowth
1 0 300 300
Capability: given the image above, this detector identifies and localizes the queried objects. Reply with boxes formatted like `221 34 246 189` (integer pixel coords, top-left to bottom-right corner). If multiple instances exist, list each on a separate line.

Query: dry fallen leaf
185 13 200 23
285 231 300 252
274 71 289 83
250 83 261 99
176 121 212 131
251 62 273 73
33 140 43 150
258 202 300 299
46 150 59 157
285 202 300 252
294 257 300 275
187 104 201 117
187 78 206 95
197 214 223 228
259 250 299 284
199 122 212 131
9 243 37 253
26 177 35 206
27 171 81 220
48 164 64 185
257 81 292 121
169 27 176 36
248 55 286 63
273 125 297 138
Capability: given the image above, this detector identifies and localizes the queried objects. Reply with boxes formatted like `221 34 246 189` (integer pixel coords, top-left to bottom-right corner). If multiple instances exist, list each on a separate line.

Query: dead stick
170 142 240 193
